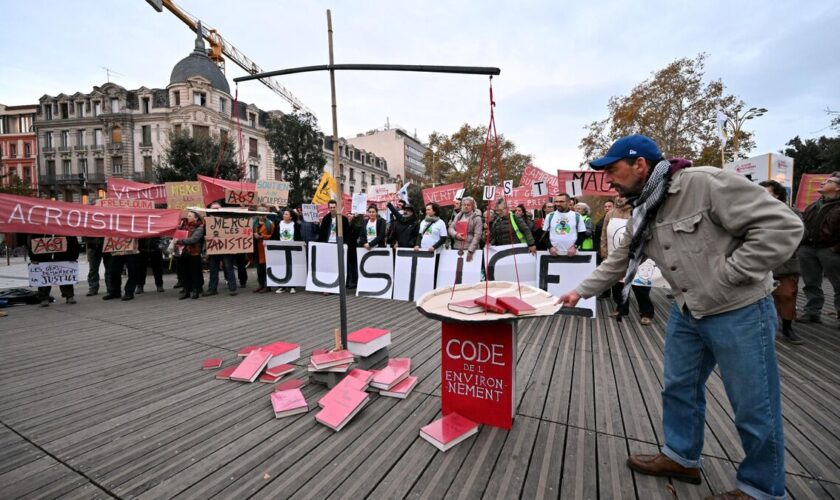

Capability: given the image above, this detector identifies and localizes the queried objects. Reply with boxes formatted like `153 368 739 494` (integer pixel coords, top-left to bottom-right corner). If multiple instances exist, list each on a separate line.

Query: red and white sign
103 236 139 255
107 177 167 204
520 165 559 196
30 236 67 254
556 170 617 197
441 321 516 429
506 186 550 212
197 175 256 206
423 183 464 207
97 198 155 209
0 193 182 238
796 174 830 211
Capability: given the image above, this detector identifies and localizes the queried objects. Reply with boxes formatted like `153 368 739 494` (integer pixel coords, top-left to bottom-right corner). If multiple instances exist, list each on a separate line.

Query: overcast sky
1 0 838 172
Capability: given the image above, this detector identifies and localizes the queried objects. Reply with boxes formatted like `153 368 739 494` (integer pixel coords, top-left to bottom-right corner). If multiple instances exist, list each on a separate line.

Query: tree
266 112 326 207
0 173 35 197
580 53 756 167
424 124 532 189
155 130 240 183
784 134 840 197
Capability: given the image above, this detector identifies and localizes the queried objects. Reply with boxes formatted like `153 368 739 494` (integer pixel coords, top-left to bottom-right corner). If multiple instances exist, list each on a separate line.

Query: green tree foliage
424 124 532 190
265 112 327 207
579 53 756 167
155 130 240 183
784 134 840 197
0 173 35 196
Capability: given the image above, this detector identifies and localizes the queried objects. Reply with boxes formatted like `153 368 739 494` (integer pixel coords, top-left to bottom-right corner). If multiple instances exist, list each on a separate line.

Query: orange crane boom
146 0 313 115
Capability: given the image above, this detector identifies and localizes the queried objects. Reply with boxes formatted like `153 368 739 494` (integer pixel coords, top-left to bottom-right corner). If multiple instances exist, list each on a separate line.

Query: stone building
0 104 38 191
346 127 427 185
322 136 392 195
34 31 276 202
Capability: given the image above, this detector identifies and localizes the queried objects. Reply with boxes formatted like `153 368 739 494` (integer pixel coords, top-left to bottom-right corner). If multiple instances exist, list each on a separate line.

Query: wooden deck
1 273 838 499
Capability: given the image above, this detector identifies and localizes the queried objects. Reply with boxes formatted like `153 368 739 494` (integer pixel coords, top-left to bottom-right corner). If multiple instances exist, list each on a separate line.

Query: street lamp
725 106 768 159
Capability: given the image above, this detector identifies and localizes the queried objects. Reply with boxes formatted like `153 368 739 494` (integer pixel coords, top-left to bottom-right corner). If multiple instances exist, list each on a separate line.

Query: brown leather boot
705 489 754 500
626 453 701 484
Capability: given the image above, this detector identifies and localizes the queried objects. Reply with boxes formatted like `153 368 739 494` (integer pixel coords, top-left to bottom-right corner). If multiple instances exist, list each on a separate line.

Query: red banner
107 177 167 204
520 165 559 196
795 174 830 211
0 193 182 238
197 175 256 206
506 186 550 212
422 183 464 207
557 169 617 197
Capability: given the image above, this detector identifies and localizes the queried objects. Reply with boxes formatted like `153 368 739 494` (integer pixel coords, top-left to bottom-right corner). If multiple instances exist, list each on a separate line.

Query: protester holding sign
489 199 536 253
542 193 587 256
414 203 448 253
252 206 275 294
558 134 803 500
28 234 80 306
136 237 165 294
204 202 239 297
447 196 482 261
103 240 141 302
386 202 419 249
359 205 387 249
176 210 206 299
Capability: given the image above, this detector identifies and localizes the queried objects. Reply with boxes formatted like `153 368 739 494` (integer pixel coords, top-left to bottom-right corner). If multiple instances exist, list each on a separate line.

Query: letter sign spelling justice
305 242 347 293
265 241 307 287
483 185 497 201
392 249 436 301
531 180 546 197
503 180 513 197
355 247 394 299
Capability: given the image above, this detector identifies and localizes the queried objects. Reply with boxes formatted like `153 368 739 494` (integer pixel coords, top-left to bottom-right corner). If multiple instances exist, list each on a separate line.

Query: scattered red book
275 378 305 392
379 375 418 399
347 368 374 387
261 341 301 368
473 296 508 314
202 358 223 370
447 297 484 315
310 350 355 370
315 386 369 431
215 366 236 380
266 364 295 378
347 327 391 357
496 296 536 316
271 388 308 418
371 358 411 390
229 350 272 383
420 413 479 452
318 375 369 408
237 345 260 358
308 361 352 373
259 373 283 383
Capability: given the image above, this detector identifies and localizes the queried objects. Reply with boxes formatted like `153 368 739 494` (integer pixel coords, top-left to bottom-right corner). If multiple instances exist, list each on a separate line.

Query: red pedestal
440 321 517 429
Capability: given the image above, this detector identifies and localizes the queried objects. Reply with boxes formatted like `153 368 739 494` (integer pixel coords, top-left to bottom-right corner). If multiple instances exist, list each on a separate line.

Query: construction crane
146 0 313 115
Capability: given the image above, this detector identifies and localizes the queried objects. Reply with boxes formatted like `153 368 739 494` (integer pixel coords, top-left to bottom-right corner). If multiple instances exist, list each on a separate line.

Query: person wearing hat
557 135 803 500
175 210 205 299
796 171 840 327
386 201 419 249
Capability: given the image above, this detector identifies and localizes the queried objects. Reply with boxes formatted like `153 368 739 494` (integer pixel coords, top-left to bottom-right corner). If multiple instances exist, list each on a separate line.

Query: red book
275 378 305 392
371 358 411 390
473 296 508 314
271 388 308 418
347 368 374 386
265 364 295 378
215 365 236 380
261 341 301 368
237 345 260 358
379 375 418 399
202 358 223 370
447 297 484 315
318 375 369 408
314 386 369 431
229 350 272 383
259 373 283 383
455 220 468 239
347 328 392 357
310 350 355 370
307 361 352 373
495 296 536 316
420 413 479 452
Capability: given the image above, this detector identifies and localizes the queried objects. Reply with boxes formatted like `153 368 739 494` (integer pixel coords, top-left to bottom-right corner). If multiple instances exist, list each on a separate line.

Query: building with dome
34 30 277 202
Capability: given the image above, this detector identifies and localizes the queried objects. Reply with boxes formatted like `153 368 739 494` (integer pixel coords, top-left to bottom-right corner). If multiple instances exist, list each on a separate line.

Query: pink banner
556 170 617 197
0 193 182 238
197 175 256 206
795 174 829 211
422 183 464 207
506 186 550 212
520 165 559 195
107 177 167 204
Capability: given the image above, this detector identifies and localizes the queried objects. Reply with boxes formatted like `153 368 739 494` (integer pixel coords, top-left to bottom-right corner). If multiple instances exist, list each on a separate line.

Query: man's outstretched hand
557 290 582 307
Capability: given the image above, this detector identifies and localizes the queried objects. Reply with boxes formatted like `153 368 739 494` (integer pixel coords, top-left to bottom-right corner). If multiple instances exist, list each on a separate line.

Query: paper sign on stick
205 216 254 255
28 261 78 287
503 180 514 196
351 193 368 214
532 181 547 197
305 242 347 294
356 247 394 299
265 241 308 287
392 249 436 301
565 180 582 198
301 204 319 223
224 188 256 206
165 181 203 210
483 186 497 201
256 180 290 207
30 237 67 255
454 188 465 201
103 237 139 255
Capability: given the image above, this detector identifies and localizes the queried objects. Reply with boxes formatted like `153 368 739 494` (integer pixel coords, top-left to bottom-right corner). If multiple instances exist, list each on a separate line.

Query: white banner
392 249 436 301
436 249 483 288
28 261 79 287
356 247 394 299
486 244 538 287
536 251 597 314
305 242 347 294
265 241 308 288
606 218 666 287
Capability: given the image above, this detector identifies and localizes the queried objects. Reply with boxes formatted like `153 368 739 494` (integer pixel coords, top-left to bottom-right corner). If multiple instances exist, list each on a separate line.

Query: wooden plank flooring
1 272 838 499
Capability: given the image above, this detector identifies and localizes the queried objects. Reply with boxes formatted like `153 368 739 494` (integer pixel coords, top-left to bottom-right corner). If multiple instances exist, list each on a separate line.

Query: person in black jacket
358 205 387 248
136 237 164 294
386 202 419 248
317 199 355 288
28 234 81 306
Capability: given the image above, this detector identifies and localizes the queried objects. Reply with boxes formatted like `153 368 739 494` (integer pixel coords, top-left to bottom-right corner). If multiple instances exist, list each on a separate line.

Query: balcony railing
108 143 122 152
39 175 56 185
58 145 70 152
139 141 153 148
42 147 55 153
73 145 88 151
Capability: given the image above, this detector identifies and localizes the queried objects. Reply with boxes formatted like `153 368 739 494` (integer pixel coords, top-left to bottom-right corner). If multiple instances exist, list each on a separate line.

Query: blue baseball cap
589 134 662 170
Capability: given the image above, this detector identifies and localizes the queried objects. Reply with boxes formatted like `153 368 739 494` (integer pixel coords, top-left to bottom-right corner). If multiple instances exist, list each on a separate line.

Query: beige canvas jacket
576 167 804 318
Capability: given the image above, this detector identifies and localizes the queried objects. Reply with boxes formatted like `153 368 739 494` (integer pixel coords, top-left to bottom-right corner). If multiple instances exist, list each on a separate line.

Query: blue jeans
208 254 237 292
661 296 786 500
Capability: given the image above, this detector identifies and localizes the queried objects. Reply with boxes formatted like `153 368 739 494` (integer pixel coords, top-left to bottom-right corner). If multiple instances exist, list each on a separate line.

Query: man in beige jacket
558 135 803 500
